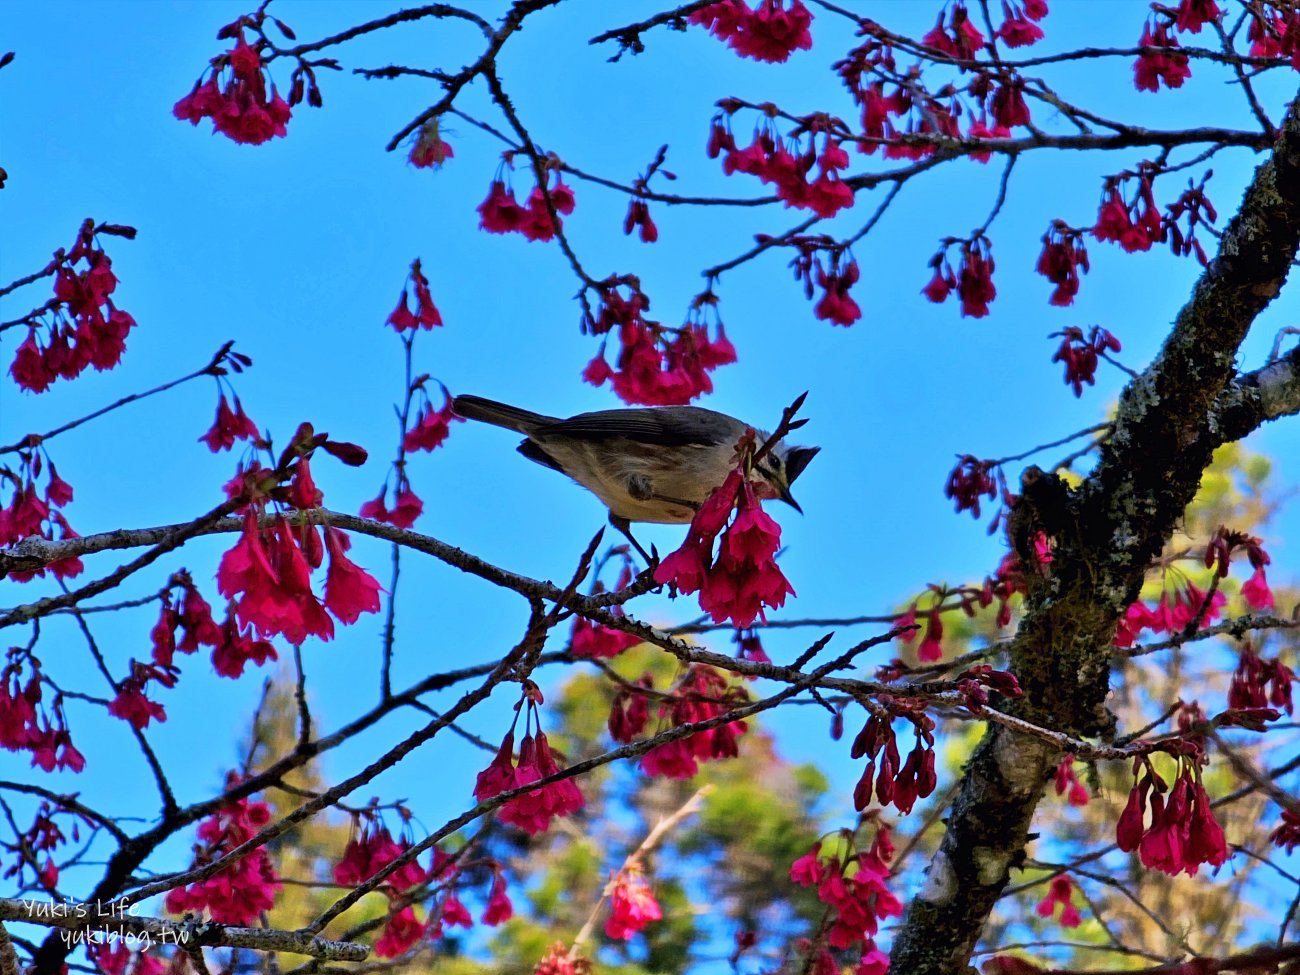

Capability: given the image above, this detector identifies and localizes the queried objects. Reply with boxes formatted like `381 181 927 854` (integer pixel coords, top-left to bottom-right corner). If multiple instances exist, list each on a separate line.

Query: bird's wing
535 407 744 447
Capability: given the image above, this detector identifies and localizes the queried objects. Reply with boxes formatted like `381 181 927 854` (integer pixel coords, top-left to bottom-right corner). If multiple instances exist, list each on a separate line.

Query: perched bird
452 394 819 558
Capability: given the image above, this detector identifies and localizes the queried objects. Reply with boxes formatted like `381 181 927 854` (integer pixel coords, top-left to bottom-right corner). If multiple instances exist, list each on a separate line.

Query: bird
451 394 819 560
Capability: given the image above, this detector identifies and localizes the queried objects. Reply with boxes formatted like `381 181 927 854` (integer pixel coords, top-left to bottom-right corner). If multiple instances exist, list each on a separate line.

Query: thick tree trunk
890 92 1300 975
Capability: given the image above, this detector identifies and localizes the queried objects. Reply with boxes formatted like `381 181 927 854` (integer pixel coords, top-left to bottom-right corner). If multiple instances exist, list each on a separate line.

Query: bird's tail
451 395 555 434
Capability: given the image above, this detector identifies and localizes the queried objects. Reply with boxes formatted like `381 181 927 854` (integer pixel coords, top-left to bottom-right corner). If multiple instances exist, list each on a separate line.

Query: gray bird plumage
452 395 818 555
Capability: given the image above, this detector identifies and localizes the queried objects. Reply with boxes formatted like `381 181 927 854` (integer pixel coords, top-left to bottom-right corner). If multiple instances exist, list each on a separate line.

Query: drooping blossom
1034 875 1082 928
1229 644 1294 716
1035 220 1090 306
199 392 260 452
108 665 171 730
164 779 280 924
604 866 663 939
217 511 335 644
482 868 514 925
361 477 425 530
1053 755 1090 805
1116 754 1230 876
478 171 576 241
473 718 584 835
623 199 659 243
374 906 426 959
386 258 443 331
9 222 137 394
570 615 640 659
334 817 428 893
582 282 736 406
1050 326 1122 397
323 526 383 624
1134 17 1191 92
995 0 1046 47
814 254 862 326
945 456 1000 518
654 461 795 628
173 31 294 145
850 711 938 815
689 0 813 63
403 389 462 452
1172 0 1220 33
790 828 902 950
211 612 278 679
409 117 454 169
639 666 751 779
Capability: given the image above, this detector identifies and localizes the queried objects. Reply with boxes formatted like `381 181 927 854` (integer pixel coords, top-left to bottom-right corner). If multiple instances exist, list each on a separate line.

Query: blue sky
2 0 1299 956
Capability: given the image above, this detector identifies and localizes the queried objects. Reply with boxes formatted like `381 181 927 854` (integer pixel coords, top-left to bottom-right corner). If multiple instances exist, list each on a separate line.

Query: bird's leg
609 514 657 567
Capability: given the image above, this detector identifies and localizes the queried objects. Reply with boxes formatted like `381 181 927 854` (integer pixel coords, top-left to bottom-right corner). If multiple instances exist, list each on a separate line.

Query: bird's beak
778 486 803 514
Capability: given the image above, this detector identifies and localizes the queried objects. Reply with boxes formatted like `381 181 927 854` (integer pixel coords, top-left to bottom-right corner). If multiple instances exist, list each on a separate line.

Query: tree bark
890 91 1300 975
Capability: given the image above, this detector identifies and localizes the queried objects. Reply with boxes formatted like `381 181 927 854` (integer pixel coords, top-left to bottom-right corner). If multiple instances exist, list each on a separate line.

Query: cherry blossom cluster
1034 220 1090 307
783 235 863 326
1164 172 1219 265
708 110 855 218
363 262 458 530
477 166 576 243
408 117 455 170
953 664 1024 713
1053 754 1091 806
1114 535 1276 648
621 147 673 244
533 943 591 975
581 280 736 405
1204 526 1274 609
164 777 281 924
332 810 510 958
0 655 84 774
944 455 1003 520
2 800 90 894
474 688 584 835
850 707 937 814
1134 14 1192 92
1034 875 1082 928
922 1 995 59
654 448 795 627
604 865 663 940
923 233 997 318
789 825 901 968
835 38 981 162
1 447 82 583
1113 573 1227 648
172 8 320 146
1093 165 1217 262
1116 746 1229 876
569 553 641 660
217 428 379 645
403 384 461 454
637 665 751 779
199 392 260 453
892 570 1026 668
1050 325 1122 397
88 941 164 975
10 221 136 395
386 258 443 331
1248 4 1300 66
1229 643 1295 715
106 660 174 731
688 0 814 63
148 572 220 667
146 570 278 688
734 627 772 668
